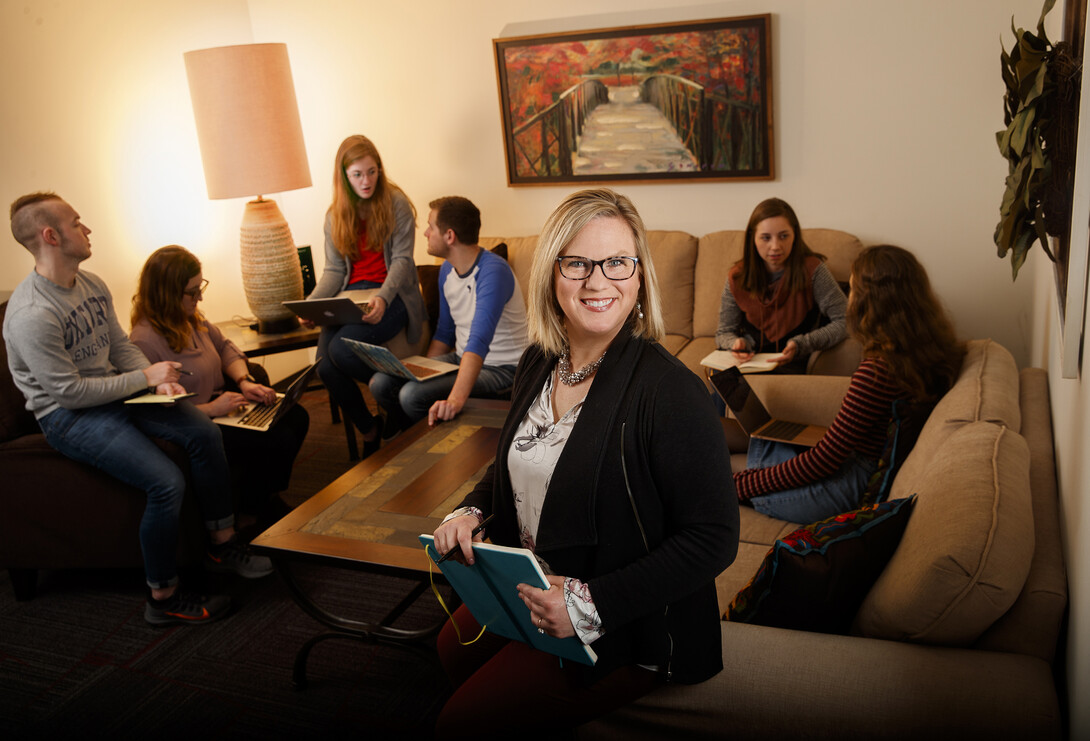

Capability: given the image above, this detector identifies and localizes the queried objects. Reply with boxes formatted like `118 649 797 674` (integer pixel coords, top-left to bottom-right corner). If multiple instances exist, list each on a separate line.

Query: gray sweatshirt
3 269 150 419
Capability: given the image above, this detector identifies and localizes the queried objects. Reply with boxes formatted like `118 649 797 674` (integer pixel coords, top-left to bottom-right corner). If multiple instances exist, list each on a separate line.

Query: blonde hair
526 188 664 356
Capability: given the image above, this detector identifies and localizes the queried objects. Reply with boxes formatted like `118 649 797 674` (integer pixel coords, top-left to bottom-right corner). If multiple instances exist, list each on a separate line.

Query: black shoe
381 414 407 443
206 535 274 578
145 589 231 626
361 417 383 459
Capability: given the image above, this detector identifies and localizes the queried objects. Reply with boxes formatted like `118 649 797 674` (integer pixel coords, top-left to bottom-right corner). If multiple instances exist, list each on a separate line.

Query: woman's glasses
184 279 209 299
556 256 639 281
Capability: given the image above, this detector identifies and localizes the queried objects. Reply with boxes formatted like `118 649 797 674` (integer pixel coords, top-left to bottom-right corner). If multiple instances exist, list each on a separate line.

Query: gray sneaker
145 589 231 626
206 536 274 578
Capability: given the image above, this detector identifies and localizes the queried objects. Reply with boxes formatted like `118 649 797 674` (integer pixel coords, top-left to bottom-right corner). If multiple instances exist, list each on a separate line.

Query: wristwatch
237 374 256 385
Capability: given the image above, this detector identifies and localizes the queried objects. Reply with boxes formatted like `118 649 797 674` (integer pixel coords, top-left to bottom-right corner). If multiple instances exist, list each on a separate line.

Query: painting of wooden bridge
493 14 773 185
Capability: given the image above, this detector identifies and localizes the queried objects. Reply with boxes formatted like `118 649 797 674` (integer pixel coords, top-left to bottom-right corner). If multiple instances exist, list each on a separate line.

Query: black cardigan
460 329 740 684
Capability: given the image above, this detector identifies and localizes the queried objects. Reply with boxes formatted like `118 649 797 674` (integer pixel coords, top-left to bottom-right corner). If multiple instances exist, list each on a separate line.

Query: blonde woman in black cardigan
431 189 739 738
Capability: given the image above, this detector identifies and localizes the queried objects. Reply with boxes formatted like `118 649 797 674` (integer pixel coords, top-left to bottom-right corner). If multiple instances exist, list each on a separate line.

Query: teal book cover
420 535 597 666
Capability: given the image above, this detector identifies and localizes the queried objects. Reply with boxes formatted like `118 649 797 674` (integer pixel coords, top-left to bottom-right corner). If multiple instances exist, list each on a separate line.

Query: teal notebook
419 534 598 666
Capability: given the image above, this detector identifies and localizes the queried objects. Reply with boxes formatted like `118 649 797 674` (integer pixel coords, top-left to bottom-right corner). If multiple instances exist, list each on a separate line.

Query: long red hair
327 134 415 260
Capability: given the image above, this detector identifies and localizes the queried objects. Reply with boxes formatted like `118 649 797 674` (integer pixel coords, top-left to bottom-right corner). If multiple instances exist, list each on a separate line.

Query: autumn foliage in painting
501 27 763 130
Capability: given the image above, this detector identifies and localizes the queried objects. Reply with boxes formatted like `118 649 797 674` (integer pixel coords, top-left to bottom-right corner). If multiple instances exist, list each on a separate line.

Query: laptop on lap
282 289 379 326
213 360 321 432
710 367 827 447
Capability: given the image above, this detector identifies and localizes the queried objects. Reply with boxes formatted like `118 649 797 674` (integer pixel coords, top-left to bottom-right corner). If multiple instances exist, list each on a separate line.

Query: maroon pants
435 604 663 739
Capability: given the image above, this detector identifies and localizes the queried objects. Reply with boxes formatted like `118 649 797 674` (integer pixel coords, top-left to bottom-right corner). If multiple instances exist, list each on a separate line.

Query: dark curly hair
847 245 965 402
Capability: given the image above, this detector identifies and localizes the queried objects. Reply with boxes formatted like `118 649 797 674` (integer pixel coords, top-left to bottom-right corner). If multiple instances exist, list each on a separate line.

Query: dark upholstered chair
0 299 268 600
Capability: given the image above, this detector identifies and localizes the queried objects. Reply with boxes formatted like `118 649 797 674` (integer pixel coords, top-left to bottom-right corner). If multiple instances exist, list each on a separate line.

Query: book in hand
342 338 459 382
700 349 782 373
124 391 197 404
419 534 598 666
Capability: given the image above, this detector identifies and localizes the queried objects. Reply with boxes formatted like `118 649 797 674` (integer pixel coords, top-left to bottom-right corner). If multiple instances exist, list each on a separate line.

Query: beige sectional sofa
481 227 865 381
580 339 1066 739
472 232 1065 737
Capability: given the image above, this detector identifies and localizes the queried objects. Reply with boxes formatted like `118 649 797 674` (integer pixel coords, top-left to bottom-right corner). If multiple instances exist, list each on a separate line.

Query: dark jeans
220 403 309 513
38 400 234 589
316 281 408 436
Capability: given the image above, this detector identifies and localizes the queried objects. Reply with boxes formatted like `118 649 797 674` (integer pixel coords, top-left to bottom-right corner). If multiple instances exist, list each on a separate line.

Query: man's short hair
429 196 481 246
10 191 62 251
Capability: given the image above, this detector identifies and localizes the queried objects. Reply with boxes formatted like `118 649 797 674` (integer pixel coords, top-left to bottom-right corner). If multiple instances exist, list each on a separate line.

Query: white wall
3 0 1084 733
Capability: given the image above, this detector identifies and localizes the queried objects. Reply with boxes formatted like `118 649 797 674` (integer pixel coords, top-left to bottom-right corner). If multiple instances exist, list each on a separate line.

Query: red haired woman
307 135 427 457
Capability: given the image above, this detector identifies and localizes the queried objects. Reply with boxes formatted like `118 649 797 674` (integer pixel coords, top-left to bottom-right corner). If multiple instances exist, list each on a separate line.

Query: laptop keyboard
758 419 808 440
239 400 281 428
404 362 441 379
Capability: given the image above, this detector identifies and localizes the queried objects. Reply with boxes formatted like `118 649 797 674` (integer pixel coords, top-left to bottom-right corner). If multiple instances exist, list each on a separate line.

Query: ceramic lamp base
240 197 303 334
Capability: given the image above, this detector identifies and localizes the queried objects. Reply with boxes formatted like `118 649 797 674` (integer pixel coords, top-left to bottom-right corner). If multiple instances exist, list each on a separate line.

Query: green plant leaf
1037 0 1056 40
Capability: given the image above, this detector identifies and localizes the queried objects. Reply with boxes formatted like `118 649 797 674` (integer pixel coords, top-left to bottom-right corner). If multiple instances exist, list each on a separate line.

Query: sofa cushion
854 422 1034 646
645 230 698 340
692 230 745 339
890 339 1020 502
725 496 915 634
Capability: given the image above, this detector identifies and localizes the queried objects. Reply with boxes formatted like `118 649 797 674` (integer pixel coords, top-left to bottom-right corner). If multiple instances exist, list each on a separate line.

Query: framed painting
493 14 773 186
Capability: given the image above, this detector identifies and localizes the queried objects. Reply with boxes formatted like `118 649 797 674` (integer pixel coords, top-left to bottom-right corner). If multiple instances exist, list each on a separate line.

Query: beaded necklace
556 351 606 386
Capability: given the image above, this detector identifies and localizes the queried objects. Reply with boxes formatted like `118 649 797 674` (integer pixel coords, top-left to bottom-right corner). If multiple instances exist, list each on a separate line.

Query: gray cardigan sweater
309 189 427 344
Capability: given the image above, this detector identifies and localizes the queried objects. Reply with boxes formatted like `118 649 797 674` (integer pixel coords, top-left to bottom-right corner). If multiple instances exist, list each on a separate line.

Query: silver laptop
282 289 378 326
710 367 827 447
213 360 321 432
341 338 458 382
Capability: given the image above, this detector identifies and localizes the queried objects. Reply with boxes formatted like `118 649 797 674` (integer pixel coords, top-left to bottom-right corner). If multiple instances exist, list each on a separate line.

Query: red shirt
348 229 387 285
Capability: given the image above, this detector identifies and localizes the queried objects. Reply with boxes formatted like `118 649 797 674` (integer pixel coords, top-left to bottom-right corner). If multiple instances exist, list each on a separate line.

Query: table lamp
184 43 312 333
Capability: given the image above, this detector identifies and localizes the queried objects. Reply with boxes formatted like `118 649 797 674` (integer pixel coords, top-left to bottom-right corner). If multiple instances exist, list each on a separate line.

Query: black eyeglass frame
183 279 210 298
555 255 640 281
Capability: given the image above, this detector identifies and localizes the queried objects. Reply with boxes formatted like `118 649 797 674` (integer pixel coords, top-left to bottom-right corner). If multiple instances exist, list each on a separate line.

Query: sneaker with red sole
205 535 274 578
145 590 231 626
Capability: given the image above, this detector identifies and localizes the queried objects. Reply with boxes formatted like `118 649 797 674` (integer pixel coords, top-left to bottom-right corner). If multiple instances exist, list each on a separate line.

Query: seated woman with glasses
430 189 738 737
130 246 309 529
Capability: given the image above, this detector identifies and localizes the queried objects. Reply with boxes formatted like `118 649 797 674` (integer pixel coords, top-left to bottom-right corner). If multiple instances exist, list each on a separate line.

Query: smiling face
753 215 794 273
345 155 380 200
554 216 641 349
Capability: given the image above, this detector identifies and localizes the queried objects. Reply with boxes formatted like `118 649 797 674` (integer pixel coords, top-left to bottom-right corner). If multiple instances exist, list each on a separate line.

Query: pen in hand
177 368 193 376
436 514 495 564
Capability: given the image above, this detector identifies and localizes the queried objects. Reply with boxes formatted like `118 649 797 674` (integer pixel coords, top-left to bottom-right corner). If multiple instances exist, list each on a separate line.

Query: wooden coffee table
252 401 508 687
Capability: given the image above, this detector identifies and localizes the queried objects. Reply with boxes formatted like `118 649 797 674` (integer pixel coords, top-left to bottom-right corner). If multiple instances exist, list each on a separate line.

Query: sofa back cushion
853 422 1034 646
891 339 1021 501
645 231 698 339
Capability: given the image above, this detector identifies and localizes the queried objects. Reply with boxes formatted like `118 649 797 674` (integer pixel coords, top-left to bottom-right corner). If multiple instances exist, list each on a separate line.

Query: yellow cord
425 544 488 645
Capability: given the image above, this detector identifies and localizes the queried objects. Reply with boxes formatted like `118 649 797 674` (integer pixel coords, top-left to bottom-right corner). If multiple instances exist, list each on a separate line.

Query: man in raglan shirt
3 192 272 626
370 196 528 434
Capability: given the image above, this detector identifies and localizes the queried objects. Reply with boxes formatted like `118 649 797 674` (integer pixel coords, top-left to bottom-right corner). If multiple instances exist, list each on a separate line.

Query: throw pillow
725 495 916 634
860 399 934 507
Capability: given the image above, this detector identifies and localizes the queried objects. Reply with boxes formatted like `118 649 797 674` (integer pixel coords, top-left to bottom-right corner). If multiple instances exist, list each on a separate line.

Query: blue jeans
37 400 234 589
745 437 877 523
370 352 516 427
317 280 408 436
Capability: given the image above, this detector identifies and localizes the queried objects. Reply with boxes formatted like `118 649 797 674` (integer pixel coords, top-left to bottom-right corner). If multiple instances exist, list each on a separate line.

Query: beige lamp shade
184 43 311 198
184 43 312 333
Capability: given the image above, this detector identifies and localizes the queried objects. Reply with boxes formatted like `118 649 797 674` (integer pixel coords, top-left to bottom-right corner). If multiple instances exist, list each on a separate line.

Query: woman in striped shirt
734 245 965 523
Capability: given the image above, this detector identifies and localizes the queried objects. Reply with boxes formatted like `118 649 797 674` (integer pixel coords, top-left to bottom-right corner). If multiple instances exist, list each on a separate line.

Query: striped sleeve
734 358 899 501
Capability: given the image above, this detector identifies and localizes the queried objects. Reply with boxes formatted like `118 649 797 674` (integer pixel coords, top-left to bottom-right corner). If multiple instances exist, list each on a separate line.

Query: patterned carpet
0 387 454 739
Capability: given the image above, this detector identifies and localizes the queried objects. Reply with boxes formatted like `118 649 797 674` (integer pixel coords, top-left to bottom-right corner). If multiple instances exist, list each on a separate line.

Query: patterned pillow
860 400 934 506
726 496 916 634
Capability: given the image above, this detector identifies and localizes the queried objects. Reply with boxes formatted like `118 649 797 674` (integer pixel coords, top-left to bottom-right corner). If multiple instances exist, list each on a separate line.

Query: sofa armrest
742 374 851 428
580 622 1062 741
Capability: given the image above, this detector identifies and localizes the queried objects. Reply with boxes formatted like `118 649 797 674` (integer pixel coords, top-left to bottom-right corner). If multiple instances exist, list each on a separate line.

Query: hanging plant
994 0 1080 280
